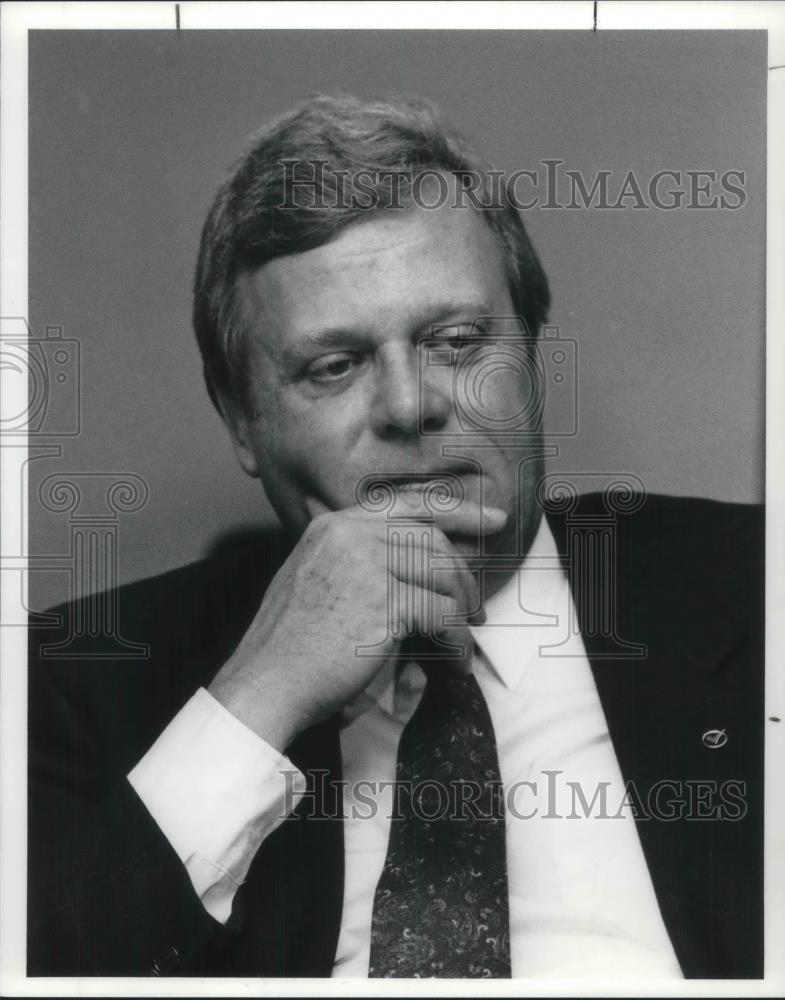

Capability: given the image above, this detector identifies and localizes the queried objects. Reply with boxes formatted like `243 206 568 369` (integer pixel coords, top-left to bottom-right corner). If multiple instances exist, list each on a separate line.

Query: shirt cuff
128 686 306 924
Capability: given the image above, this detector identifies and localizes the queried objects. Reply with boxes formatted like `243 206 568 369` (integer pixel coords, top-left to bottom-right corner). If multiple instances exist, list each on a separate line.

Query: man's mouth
371 467 474 497
354 464 483 518
395 477 463 494
389 461 478 488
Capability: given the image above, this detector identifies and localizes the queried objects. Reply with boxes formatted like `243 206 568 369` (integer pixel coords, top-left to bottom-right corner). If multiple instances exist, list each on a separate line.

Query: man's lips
379 469 476 501
353 466 484 518
395 476 470 493
376 462 478 489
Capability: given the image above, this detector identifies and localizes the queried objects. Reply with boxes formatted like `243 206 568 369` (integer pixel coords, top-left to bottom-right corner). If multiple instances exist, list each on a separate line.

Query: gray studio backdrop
27 30 766 612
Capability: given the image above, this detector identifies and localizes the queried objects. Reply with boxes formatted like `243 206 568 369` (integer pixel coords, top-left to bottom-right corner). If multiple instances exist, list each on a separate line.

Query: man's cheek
271 439 357 504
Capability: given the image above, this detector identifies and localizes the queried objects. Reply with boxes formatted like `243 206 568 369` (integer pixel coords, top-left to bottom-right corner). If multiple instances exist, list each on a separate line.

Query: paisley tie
368 657 511 978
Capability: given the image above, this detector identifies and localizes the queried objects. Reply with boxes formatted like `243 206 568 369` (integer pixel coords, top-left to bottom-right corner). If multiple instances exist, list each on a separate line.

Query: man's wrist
128 687 307 924
207 670 303 753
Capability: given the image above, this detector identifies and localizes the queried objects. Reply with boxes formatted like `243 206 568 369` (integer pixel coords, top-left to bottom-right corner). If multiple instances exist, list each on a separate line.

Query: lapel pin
701 728 728 749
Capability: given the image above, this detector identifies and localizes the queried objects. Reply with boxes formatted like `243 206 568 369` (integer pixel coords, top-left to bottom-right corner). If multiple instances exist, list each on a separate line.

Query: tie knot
416 663 480 728
400 633 473 670
419 658 471 685
398 634 477 705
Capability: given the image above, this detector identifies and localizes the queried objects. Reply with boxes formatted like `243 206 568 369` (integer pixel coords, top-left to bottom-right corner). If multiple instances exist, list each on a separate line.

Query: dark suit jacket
27 493 764 978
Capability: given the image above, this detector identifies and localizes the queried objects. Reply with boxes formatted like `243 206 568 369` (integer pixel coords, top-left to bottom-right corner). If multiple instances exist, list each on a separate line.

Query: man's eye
426 326 487 361
431 323 487 351
445 335 475 351
305 353 360 383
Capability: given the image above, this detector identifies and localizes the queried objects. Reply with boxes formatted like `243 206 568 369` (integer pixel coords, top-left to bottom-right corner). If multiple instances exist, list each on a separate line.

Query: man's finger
303 495 333 521
387 532 484 625
429 502 507 536
339 496 508 536
397 586 475 672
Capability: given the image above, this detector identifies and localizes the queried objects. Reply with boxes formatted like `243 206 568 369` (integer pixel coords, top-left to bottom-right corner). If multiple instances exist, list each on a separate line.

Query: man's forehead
240 202 509 341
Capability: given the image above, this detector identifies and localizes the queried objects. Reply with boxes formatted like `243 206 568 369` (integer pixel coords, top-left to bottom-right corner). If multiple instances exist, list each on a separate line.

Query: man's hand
208 500 507 751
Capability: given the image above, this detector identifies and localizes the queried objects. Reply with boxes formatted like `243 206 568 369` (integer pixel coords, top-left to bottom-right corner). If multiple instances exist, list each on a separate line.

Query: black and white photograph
1 2 783 994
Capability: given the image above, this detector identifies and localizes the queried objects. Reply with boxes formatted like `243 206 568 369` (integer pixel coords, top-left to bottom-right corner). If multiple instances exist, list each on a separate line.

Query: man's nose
370 345 451 439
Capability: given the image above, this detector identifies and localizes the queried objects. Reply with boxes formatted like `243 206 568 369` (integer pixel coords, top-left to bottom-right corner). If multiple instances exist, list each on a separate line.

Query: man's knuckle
305 511 331 537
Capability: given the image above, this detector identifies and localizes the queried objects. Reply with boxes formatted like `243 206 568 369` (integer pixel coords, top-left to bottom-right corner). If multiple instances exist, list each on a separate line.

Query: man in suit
28 93 764 979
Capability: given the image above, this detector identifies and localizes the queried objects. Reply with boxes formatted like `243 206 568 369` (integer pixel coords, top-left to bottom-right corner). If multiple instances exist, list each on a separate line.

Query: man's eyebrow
281 299 497 360
425 300 495 327
290 328 361 351
278 328 367 365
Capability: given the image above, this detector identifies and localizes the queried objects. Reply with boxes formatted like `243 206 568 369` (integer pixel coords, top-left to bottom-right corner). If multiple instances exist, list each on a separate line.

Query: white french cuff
128 686 307 924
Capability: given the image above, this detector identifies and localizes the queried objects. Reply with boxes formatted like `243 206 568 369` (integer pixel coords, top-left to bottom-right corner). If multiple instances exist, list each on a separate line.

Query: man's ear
214 391 261 479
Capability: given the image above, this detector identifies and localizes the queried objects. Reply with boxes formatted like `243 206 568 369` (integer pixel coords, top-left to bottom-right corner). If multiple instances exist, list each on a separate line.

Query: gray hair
193 92 551 408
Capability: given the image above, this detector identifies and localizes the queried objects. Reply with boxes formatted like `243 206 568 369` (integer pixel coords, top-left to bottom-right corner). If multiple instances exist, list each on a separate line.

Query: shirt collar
469 514 568 691
362 657 398 717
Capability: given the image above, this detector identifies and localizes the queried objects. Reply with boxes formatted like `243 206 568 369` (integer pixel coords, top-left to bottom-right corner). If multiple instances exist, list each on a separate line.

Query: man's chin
444 513 532 566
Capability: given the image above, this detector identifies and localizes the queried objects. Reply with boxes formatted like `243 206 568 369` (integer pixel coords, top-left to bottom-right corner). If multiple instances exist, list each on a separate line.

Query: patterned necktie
368 652 511 978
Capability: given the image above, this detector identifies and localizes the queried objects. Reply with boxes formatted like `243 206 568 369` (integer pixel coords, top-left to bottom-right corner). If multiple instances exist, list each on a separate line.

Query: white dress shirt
129 517 683 978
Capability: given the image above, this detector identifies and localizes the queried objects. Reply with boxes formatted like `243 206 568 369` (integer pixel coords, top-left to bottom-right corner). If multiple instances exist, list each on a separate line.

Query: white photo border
2 2 783 996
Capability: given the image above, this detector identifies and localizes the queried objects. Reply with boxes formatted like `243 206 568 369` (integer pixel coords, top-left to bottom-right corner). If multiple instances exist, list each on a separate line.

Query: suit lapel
547 496 763 978
278 715 346 975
